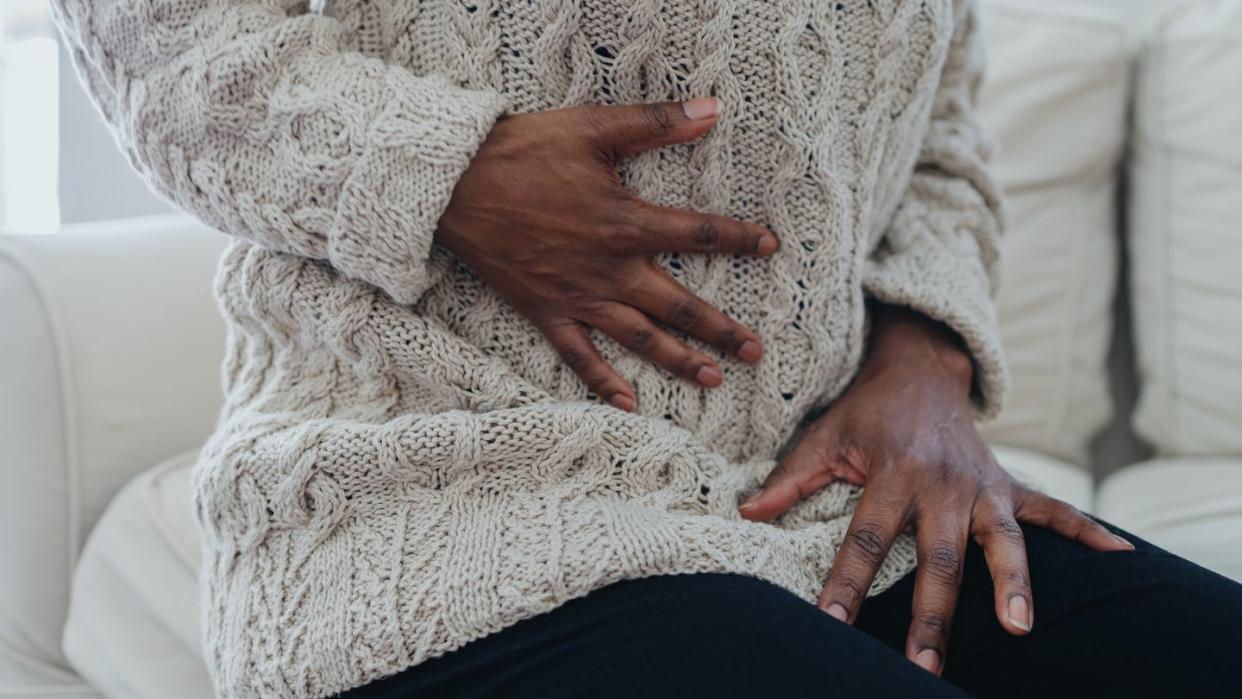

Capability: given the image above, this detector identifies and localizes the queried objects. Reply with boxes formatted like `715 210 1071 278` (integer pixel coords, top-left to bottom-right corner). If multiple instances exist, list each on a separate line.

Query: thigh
338 573 968 699
856 518 1242 698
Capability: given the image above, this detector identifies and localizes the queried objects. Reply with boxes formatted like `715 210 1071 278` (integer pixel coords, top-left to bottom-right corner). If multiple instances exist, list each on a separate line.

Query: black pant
338 520 1242 698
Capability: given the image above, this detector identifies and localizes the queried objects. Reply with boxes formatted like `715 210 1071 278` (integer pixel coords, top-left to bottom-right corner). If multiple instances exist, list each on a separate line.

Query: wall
56 42 172 224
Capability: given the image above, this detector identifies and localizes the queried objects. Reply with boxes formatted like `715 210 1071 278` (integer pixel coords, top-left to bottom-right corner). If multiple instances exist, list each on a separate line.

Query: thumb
591 98 720 160
739 430 843 523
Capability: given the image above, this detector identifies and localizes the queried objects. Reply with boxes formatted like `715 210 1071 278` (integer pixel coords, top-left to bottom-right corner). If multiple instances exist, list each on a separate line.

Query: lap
857 518 1242 698
339 519 1242 699
340 573 964 698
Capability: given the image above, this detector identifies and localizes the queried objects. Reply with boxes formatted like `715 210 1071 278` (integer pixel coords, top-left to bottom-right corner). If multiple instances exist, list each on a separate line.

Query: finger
589 99 721 160
588 302 725 388
906 506 970 676
739 424 842 522
628 265 765 364
971 495 1033 636
627 202 779 258
1014 489 1135 553
542 320 637 411
817 485 907 626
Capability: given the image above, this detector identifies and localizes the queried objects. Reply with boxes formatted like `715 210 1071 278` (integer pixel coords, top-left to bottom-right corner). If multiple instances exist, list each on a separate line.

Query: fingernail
696 365 723 387
1112 533 1135 550
608 393 636 412
682 97 720 121
756 233 779 255
737 340 763 363
824 603 848 623
1007 595 1031 631
915 648 940 674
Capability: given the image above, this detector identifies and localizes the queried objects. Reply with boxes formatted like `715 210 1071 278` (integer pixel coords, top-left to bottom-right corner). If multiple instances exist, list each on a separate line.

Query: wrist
862 303 974 396
435 112 523 256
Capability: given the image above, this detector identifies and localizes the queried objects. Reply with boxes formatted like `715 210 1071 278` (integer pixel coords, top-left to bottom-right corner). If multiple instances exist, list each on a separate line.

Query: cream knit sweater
54 0 1008 696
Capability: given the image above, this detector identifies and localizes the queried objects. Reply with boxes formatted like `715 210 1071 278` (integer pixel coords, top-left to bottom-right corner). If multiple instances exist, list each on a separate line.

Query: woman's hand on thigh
436 99 778 411
738 303 1134 677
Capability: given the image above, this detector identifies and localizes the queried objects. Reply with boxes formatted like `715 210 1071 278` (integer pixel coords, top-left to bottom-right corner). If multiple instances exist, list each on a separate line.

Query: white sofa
3 1 1241 697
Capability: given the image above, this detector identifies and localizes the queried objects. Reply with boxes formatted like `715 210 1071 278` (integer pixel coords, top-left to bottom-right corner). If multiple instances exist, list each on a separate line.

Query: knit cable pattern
52 1 1008 696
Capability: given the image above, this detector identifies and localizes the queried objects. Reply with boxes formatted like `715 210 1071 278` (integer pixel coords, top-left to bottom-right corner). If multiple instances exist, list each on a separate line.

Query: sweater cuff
862 217 1010 421
330 73 509 305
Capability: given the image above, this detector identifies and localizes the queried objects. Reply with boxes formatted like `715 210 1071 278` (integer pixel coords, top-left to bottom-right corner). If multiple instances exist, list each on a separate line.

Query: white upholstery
1001 0 1185 42
1129 0 1242 456
2 2 1241 697
991 446 1096 515
62 452 213 699
0 217 227 697
975 1 1130 467
1098 458 1242 581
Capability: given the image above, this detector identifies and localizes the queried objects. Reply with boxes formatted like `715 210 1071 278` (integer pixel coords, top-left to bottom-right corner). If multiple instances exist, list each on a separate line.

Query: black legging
338 518 1242 698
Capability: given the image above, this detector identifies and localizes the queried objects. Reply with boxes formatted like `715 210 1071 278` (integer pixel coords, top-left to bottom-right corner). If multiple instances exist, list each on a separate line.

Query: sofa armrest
0 215 227 690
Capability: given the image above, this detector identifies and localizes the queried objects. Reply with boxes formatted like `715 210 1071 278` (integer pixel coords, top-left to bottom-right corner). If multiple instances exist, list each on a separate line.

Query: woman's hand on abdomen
435 98 778 411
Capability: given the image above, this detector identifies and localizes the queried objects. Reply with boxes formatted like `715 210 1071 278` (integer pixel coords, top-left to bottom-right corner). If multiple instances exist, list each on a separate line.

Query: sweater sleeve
51 0 509 305
862 0 1008 420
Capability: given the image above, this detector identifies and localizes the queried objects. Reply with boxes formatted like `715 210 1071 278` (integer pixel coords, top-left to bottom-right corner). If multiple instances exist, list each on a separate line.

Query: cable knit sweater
54 0 1008 696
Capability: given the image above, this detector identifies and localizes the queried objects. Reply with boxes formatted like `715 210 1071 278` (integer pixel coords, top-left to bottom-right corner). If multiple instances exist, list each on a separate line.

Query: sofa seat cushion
0 653 102 699
1097 458 1242 582
61 452 212 699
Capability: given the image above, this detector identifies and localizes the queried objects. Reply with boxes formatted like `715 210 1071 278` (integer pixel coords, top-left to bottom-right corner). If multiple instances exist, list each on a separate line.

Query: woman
53 0 1242 697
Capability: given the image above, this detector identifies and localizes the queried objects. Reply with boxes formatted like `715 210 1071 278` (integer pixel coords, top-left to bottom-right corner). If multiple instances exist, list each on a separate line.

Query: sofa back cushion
975 0 1130 466
1129 0 1242 456
0 217 227 681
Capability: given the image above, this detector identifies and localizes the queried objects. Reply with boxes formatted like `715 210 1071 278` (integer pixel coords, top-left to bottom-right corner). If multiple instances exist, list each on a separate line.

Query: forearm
860 0 1008 418
51 0 507 305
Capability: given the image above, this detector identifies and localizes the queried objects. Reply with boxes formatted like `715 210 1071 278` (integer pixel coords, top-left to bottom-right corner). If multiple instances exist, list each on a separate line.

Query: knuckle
921 540 963 582
915 613 949 638
691 218 720 250
674 352 698 378
640 103 674 137
584 361 620 388
667 297 704 330
1001 567 1030 590
628 325 655 352
933 459 962 486
989 516 1025 543
580 109 615 149
553 277 592 304
1068 512 1094 535
715 324 740 352
599 219 642 253
833 574 867 606
600 259 647 295
1048 500 1081 526
576 298 614 321
848 523 890 565
556 345 591 372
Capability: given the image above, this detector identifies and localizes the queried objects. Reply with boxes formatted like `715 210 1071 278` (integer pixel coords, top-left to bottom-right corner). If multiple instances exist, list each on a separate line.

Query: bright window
1 0 59 233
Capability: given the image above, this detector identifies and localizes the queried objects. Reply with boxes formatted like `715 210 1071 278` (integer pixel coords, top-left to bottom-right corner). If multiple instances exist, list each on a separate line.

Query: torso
239 0 958 463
